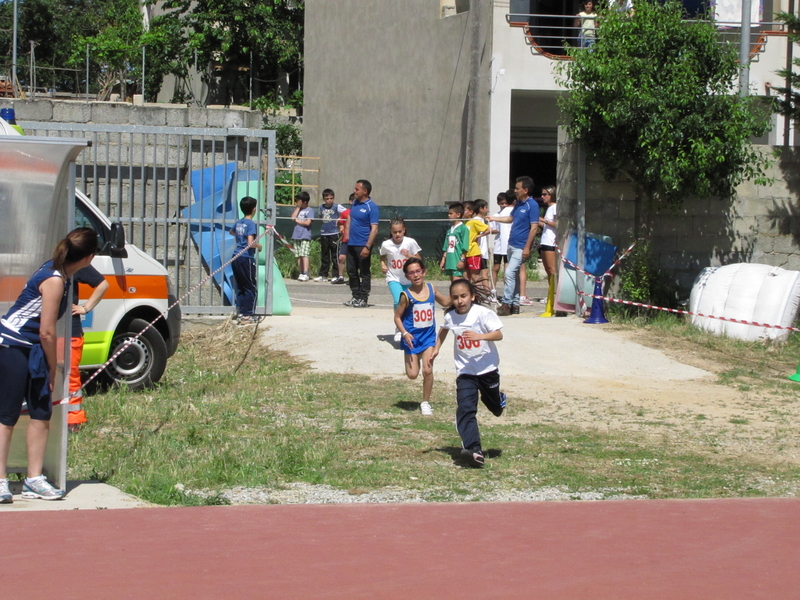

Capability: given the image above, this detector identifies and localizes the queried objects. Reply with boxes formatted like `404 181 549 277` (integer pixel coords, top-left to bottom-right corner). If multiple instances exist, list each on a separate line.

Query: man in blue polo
488 176 539 316
343 179 379 307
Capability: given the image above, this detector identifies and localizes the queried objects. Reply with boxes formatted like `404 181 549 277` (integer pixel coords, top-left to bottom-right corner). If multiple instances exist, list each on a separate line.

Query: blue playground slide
182 163 291 315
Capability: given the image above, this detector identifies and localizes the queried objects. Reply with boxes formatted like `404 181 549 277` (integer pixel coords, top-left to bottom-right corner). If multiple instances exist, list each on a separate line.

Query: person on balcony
575 0 597 48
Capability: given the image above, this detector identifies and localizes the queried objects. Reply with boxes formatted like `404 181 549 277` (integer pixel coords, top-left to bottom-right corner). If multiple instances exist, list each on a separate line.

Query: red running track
4 497 799 599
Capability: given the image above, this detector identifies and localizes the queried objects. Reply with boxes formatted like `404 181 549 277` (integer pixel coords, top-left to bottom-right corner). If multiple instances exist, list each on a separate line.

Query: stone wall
558 133 800 294
0 98 266 129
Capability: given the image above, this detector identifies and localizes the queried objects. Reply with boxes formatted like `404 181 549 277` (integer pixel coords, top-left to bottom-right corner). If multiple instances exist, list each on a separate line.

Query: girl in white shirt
428 279 506 468
380 217 422 340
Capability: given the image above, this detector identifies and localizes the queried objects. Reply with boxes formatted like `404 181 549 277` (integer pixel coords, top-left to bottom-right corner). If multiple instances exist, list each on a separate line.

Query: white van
74 189 181 389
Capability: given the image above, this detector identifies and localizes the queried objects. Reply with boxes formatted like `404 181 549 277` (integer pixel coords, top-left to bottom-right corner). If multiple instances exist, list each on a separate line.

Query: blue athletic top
232 218 257 257
400 283 437 355
349 198 379 247
0 260 70 348
508 198 539 249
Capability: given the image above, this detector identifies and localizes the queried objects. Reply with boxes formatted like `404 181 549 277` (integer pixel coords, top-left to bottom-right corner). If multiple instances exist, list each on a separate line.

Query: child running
394 257 451 416
380 217 422 342
429 279 506 468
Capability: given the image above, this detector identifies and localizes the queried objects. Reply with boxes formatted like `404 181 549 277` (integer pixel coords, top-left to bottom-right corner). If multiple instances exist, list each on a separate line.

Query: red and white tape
579 292 800 333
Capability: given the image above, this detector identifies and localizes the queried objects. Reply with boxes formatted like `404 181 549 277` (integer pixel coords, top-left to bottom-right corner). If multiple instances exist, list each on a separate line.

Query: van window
74 201 108 248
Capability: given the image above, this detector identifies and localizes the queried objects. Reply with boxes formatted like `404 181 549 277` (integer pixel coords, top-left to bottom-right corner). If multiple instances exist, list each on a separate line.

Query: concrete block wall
0 98 265 129
558 139 800 293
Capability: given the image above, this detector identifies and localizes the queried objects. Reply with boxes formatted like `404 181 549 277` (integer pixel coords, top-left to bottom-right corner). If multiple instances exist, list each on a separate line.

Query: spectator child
490 191 514 302
68 265 109 431
428 278 506 468
393 257 451 416
230 196 263 323
291 191 313 281
538 185 558 317
331 193 355 285
315 189 346 281
439 203 469 281
379 217 422 341
464 199 491 292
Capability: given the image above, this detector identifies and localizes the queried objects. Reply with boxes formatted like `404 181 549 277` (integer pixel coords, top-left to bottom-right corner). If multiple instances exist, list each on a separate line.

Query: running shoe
343 297 360 307
519 296 534 306
500 392 507 410
420 401 433 416
460 448 485 468
22 475 64 500
298 274 309 282
313 276 328 282
0 478 12 504
331 276 345 284
352 298 368 308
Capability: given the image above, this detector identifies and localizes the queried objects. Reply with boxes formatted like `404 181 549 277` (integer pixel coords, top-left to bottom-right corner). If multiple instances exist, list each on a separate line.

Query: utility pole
784 0 795 146
12 0 18 96
739 0 752 96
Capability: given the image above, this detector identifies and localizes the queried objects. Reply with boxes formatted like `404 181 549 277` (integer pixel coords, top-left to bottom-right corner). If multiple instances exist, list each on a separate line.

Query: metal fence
505 13 787 58
18 121 277 315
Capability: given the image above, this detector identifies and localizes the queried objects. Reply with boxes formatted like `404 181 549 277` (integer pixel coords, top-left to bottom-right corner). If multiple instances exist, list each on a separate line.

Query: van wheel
103 318 168 390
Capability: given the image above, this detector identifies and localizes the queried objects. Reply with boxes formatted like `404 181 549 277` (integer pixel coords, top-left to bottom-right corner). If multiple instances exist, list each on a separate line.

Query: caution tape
579 292 800 333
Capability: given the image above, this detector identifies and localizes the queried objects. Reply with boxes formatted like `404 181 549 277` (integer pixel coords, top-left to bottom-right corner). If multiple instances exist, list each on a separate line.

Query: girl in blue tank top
393 258 451 416
0 228 98 504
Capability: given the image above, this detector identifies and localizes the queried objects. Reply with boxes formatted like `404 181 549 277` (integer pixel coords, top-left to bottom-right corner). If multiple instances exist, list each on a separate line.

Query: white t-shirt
442 304 503 376
380 236 421 285
540 204 557 247
492 206 514 256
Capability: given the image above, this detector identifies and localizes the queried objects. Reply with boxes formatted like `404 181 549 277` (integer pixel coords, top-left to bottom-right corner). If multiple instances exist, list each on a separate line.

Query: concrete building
303 0 798 207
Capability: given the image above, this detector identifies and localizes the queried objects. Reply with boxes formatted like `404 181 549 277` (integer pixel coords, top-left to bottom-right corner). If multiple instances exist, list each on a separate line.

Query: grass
68 321 800 506
605 309 800 392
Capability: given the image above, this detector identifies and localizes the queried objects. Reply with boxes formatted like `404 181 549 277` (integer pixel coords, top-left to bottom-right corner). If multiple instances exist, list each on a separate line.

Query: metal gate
18 121 277 315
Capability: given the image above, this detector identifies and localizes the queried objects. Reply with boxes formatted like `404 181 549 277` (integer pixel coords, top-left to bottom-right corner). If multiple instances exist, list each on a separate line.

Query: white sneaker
313 276 327 282
519 296 534 306
420 401 433 416
298 274 309 282
0 478 12 504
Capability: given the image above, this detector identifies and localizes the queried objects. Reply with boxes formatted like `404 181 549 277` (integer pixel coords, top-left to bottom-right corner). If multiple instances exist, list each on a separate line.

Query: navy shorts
338 241 348 257
0 345 53 426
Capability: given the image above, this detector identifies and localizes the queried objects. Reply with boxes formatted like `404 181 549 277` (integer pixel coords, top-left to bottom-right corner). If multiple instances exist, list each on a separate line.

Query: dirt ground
255 296 800 470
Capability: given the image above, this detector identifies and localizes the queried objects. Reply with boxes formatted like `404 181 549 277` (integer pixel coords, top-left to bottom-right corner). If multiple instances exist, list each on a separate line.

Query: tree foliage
555 0 771 209
773 12 800 121
1 0 303 104
154 0 303 104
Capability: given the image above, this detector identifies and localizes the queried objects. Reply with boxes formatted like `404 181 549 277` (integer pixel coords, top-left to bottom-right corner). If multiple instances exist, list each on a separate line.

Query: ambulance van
74 189 181 389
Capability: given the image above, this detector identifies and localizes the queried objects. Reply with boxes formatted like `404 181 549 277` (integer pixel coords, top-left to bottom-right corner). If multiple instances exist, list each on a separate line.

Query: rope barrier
578 291 800 333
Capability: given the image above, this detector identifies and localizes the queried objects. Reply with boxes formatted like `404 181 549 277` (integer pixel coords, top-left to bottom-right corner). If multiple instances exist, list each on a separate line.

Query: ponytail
52 227 98 272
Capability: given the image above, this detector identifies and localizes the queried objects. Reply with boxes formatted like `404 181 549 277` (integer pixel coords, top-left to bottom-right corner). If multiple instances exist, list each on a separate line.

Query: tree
154 0 303 105
74 0 144 100
773 12 800 122
555 0 771 224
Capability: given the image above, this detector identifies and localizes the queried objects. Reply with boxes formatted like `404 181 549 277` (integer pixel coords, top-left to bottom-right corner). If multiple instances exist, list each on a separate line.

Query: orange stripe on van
78 275 168 301
0 276 27 304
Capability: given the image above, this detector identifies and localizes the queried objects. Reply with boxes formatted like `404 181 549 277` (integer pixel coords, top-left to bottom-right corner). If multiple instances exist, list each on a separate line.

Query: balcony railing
506 13 788 60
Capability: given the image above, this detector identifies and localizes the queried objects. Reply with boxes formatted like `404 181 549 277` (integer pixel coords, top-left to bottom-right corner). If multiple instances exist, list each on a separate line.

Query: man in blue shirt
344 179 380 307
488 176 540 316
